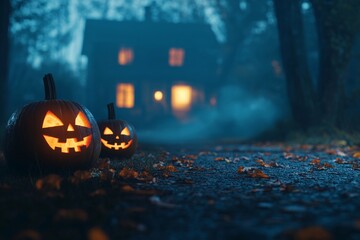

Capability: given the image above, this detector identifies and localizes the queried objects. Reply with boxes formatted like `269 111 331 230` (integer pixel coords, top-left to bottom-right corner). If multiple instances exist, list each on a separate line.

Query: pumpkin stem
107 103 116 120
43 73 57 100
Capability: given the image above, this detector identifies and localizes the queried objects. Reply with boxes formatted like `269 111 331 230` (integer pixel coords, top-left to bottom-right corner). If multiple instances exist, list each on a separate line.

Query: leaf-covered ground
1 143 360 239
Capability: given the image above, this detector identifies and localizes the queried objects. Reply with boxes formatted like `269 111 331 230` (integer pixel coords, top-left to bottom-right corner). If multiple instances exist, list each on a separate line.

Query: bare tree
215 0 269 82
274 0 360 129
273 0 317 128
311 0 360 126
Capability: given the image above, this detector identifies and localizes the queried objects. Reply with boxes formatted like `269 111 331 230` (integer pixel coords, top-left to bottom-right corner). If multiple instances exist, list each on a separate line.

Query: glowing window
171 85 192 112
154 91 164 102
116 84 134 108
118 48 133 65
169 48 185 67
210 97 217 106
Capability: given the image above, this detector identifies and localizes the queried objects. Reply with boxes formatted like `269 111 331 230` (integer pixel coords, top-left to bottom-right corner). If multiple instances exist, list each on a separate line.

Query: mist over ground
138 84 283 144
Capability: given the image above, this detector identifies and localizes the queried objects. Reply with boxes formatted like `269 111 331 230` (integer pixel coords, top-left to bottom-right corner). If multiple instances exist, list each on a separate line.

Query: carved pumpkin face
98 120 137 158
97 103 137 158
4 74 101 172
101 124 134 150
42 111 92 153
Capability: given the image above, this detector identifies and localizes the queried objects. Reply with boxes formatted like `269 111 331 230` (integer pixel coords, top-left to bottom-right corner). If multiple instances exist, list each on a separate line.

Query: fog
139 85 283 144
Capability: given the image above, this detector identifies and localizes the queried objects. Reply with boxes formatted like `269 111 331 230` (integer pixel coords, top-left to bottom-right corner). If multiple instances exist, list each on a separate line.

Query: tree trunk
216 0 242 83
0 0 11 130
216 0 264 83
311 0 360 127
273 0 317 128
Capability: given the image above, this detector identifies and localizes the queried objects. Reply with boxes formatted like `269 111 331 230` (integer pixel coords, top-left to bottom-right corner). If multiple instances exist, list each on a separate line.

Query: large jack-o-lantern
4 74 101 171
98 103 137 158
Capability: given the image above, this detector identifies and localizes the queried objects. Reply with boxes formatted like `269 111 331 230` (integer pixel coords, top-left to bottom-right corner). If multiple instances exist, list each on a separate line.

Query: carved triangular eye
103 127 114 135
75 112 91 128
120 127 130 136
42 111 64 128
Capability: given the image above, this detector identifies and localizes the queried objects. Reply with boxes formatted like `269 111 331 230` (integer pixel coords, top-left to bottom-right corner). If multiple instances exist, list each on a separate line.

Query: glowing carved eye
75 112 91 128
103 127 114 135
121 127 130 136
42 111 64 128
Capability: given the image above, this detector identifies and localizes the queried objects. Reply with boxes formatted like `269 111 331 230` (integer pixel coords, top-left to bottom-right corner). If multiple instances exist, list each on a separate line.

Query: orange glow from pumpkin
42 111 93 153
169 48 184 66
121 127 131 136
171 85 192 112
101 139 133 150
42 111 64 128
75 112 91 128
67 124 75 131
43 135 92 153
118 48 133 65
116 84 134 108
103 127 114 135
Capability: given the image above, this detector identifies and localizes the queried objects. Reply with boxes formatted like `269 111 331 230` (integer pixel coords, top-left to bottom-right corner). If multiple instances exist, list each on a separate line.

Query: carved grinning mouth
43 135 92 153
101 139 133 150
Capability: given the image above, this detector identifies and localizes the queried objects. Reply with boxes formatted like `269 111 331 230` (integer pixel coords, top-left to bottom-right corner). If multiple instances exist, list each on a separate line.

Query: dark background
2 0 360 145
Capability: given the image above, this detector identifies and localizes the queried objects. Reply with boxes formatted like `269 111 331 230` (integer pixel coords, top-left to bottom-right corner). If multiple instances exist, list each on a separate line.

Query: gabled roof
82 19 218 55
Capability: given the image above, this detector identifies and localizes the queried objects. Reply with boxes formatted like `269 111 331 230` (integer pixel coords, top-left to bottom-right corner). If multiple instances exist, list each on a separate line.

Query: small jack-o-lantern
4 74 101 171
98 103 137 158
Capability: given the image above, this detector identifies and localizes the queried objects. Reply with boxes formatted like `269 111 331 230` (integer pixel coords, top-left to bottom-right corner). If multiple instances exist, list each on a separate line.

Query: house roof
82 19 219 55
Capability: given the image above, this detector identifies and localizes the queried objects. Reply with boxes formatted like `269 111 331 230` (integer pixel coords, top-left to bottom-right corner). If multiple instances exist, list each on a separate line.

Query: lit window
171 85 192 112
169 48 185 67
116 83 134 108
154 91 164 102
118 48 133 65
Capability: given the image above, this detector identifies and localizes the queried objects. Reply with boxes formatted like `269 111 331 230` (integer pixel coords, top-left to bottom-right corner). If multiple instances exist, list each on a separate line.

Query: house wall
85 42 218 127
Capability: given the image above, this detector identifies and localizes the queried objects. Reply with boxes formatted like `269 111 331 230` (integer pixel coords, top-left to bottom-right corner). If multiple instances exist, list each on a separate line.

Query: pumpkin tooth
61 145 70 153
100 138 133 150
74 146 81 152
43 135 92 153
83 135 92 148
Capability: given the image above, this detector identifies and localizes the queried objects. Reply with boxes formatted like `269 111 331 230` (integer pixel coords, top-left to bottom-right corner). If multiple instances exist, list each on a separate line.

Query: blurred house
82 19 219 127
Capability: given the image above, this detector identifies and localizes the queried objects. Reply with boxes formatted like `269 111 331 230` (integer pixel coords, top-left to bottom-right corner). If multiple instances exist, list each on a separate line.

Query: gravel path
1 143 360 239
